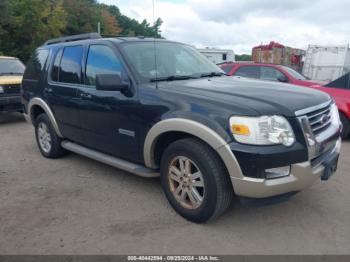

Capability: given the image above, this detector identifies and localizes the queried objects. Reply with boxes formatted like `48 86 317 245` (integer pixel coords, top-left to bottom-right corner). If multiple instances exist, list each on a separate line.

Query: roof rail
44 33 102 45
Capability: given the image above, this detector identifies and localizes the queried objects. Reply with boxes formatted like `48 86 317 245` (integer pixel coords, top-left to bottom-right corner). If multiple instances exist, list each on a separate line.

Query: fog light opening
265 166 291 179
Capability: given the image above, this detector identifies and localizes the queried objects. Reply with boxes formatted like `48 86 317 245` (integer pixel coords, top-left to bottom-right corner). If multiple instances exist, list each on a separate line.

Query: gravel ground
0 112 349 255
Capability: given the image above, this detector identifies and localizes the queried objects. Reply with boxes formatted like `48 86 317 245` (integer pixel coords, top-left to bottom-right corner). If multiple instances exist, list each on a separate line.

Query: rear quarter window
23 49 49 80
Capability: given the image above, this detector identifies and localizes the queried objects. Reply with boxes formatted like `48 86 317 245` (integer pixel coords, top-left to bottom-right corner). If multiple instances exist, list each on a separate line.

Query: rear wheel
340 112 349 139
34 114 66 158
160 138 233 223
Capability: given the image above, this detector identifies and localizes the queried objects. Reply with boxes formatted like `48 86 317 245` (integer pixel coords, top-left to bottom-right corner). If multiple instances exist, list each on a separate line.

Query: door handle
45 87 53 93
80 93 92 99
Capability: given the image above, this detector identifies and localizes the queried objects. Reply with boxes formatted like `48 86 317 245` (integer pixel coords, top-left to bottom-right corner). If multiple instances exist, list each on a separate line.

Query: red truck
220 62 350 138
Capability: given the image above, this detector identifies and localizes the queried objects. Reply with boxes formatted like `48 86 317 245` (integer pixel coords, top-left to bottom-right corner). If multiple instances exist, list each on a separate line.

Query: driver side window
85 45 123 86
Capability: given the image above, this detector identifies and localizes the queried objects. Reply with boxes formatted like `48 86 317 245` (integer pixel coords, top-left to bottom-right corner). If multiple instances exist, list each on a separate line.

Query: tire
34 113 66 158
340 112 350 139
160 138 233 223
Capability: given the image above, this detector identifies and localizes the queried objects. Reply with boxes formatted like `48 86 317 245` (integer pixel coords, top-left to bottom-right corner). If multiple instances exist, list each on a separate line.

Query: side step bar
61 141 160 178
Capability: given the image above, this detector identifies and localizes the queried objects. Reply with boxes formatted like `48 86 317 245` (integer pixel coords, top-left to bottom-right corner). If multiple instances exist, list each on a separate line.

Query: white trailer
197 48 235 64
302 45 350 83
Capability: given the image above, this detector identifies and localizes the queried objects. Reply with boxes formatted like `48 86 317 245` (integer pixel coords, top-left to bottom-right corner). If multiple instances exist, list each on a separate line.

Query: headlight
0 86 3 93
230 115 295 146
330 103 341 127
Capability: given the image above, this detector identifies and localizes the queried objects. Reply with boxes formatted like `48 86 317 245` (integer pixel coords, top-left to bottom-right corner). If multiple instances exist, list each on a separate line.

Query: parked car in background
309 73 350 138
0 56 25 113
220 62 321 87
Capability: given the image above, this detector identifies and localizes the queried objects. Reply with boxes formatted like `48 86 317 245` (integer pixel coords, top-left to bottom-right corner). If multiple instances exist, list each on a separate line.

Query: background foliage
0 0 163 62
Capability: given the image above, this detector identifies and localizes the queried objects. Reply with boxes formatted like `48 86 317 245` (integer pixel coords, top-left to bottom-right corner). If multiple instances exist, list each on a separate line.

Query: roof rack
44 33 102 45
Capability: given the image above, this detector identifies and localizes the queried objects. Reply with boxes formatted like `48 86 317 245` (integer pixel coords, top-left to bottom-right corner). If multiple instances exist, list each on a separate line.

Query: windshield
0 59 25 75
282 66 307 80
121 41 224 82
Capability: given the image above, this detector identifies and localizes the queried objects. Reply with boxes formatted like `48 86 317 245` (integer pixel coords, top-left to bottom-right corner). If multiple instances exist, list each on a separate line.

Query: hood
157 76 331 117
0 75 23 85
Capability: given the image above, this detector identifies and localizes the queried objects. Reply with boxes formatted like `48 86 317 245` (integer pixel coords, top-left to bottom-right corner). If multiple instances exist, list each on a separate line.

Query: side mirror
96 74 129 92
277 75 289 83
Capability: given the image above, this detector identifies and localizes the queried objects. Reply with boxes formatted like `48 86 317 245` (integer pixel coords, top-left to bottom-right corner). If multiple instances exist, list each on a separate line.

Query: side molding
143 118 244 179
28 97 63 138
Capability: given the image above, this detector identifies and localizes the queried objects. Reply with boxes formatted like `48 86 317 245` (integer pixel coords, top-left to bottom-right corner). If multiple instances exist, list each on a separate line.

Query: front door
77 44 140 161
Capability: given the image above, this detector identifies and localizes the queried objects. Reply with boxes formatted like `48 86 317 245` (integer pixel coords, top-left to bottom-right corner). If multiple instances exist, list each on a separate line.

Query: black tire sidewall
160 140 220 223
34 114 61 158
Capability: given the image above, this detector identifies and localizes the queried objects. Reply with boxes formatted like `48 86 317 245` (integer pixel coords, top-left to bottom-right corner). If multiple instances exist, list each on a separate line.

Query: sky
98 0 350 54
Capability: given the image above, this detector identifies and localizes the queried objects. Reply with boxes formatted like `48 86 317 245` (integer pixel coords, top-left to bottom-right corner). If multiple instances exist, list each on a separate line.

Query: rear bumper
0 96 23 111
231 138 341 198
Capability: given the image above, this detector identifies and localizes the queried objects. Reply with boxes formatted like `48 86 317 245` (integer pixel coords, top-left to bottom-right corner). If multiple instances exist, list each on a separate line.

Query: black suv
22 33 342 222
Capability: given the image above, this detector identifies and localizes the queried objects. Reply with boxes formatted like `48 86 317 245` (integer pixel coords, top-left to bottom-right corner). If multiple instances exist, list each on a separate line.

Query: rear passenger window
23 49 49 80
234 66 260 79
85 45 123 86
51 49 63 82
59 46 83 84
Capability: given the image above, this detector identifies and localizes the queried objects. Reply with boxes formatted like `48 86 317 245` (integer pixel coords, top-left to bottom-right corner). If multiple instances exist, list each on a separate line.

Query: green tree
235 54 252 61
1 0 67 62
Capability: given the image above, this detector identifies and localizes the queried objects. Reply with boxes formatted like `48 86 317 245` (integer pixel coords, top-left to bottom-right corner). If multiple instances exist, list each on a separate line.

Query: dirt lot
0 112 349 255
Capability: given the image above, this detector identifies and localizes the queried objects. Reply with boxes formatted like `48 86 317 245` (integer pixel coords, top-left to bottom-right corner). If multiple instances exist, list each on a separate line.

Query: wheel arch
143 118 244 179
28 97 63 138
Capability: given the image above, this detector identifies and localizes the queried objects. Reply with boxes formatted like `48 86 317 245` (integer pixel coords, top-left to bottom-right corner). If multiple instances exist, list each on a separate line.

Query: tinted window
234 66 259 79
51 49 63 82
23 49 49 80
59 46 83 84
85 45 123 86
260 66 285 81
221 65 232 74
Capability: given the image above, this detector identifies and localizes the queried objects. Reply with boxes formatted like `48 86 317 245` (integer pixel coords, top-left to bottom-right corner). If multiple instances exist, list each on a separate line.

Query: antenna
152 0 158 88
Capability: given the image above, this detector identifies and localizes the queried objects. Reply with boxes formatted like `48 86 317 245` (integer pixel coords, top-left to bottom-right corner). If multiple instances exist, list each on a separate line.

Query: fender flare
143 118 244 179
28 97 63 138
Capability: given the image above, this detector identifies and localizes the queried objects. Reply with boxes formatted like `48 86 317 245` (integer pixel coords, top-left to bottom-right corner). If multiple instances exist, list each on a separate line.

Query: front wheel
160 138 233 223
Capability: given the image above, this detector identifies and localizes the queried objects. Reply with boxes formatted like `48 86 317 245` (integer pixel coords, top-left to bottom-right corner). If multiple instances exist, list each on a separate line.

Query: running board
61 141 160 178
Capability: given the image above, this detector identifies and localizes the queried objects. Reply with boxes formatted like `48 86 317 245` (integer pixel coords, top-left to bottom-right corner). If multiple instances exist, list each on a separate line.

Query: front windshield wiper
150 75 198 82
199 72 226 78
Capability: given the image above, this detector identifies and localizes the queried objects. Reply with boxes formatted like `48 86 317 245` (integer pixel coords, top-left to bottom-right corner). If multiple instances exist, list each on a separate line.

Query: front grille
0 84 21 96
306 104 332 135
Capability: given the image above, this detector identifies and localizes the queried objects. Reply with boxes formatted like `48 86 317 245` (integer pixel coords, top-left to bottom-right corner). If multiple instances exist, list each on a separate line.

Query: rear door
46 45 84 143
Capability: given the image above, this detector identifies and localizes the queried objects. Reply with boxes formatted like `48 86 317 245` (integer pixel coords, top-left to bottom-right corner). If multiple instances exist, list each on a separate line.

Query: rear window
234 66 260 79
23 49 49 80
58 46 83 84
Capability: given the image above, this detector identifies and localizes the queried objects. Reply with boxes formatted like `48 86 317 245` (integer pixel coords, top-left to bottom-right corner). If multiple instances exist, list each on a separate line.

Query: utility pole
97 22 101 34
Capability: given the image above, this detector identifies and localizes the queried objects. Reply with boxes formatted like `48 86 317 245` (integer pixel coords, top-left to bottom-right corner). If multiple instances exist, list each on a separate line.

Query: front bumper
0 95 23 112
231 138 341 198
